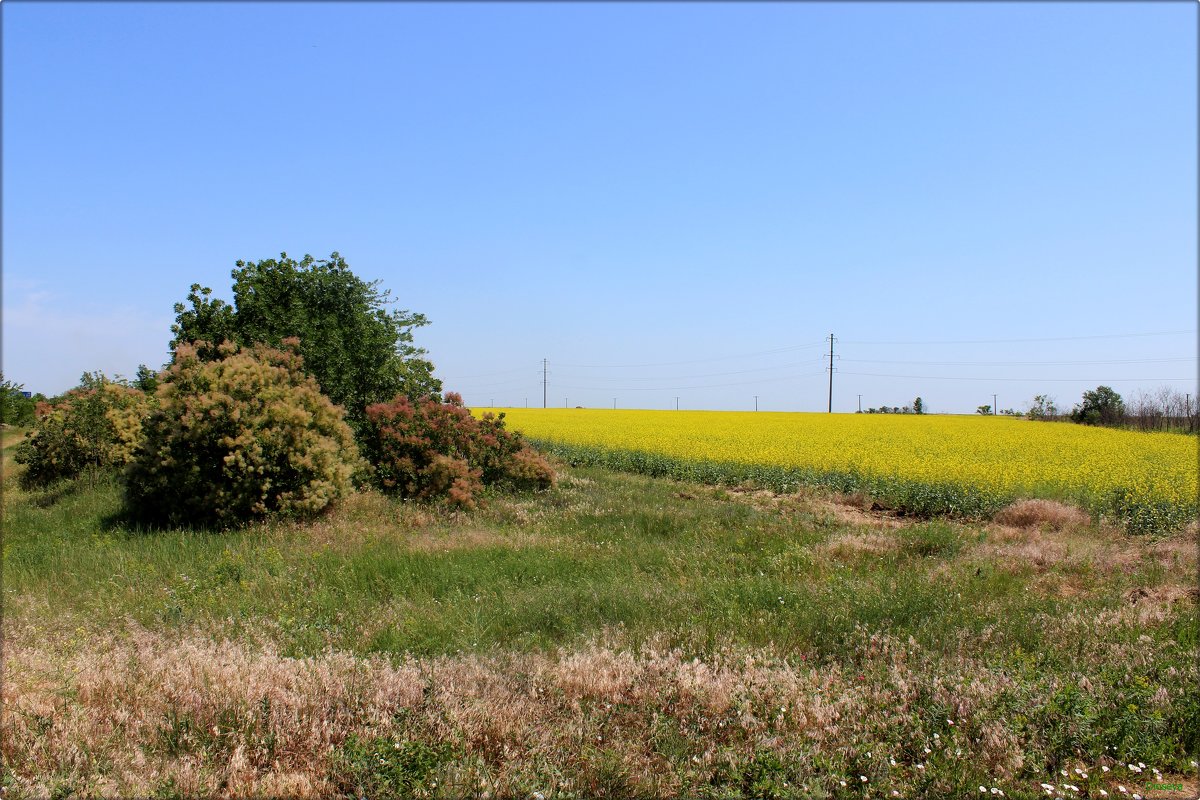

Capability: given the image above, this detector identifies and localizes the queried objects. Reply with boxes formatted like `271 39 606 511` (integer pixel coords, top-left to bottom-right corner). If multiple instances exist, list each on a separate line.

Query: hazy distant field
484 409 1197 533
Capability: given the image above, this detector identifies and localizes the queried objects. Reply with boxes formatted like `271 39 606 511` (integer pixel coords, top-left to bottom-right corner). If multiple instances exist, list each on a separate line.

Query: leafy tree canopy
170 252 440 429
1071 385 1124 426
1 372 42 426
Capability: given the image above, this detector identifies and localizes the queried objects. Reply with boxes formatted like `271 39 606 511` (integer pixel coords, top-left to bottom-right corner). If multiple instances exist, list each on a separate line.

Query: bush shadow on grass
26 477 89 508
99 490 355 537
99 497 235 537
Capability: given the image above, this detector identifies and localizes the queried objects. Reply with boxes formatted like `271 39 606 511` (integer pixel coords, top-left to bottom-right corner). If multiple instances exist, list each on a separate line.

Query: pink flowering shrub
124 340 360 527
362 392 554 508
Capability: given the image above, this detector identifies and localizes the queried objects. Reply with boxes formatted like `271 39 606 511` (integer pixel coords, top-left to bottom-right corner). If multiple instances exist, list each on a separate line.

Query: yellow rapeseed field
481 409 1196 522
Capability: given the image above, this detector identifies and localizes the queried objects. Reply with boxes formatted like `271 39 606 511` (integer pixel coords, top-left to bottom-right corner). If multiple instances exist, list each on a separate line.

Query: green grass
7 463 1148 665
530 438 1197 534
3 428 1197 798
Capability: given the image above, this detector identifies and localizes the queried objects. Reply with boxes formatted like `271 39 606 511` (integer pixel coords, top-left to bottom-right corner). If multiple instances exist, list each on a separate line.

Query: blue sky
3 2 1195 413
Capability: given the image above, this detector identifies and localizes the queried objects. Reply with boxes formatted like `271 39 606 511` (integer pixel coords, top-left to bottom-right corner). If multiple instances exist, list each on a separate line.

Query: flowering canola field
482 409 1196 531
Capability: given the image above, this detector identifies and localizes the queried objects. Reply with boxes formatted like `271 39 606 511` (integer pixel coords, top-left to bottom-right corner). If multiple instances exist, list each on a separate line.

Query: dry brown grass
816 530 901 559
3 627 1044 799
993 499 1091 531
730 487 913 530
971 519 1188 582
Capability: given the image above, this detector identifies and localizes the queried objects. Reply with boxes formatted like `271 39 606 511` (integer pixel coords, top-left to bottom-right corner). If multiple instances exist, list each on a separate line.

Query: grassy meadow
2 425 1198 799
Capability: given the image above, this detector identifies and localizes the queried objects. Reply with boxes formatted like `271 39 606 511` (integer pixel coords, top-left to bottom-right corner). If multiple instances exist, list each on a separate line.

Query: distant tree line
858 397 925 415
848 387 1195 433
1025 385 1196 433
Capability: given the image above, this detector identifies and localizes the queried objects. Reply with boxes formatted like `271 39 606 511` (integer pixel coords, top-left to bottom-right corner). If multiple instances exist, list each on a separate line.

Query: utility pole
993 394 998 415
613 398 616 409
565 398 568 408
826 333 837 413
542 359 547 409
675 397 680 411
858 394 862 413
754 395 758 412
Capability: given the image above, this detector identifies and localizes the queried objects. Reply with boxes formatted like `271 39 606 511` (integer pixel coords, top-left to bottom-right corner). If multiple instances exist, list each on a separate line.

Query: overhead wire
556 341 826 369
553 357 825 383
839 371 1194 383
554 372 827 392
840 330 1195 346
442 329 1197 405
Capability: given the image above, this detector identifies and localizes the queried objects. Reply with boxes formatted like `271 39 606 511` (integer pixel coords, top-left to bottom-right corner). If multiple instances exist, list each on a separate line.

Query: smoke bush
363 392 554 508
15 377 153 488
125 340 360 527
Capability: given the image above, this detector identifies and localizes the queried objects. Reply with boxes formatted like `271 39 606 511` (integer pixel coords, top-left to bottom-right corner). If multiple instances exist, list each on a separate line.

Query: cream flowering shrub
124 339 360 527
15 377 154 487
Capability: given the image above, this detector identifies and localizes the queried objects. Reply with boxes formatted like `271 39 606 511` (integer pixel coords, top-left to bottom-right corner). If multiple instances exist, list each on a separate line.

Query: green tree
1027 394 1058 421
912 397 924 414
0 373 38 426
976 404 992 415
134 364 159 394
170 252 440 432
1071 385 1124 426
169 284 237 361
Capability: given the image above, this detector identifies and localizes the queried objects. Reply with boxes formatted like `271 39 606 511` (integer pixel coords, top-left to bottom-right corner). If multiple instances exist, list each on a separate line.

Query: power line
840 371 1195 383
841 330 1194 346
557 341 825 369
554 371 827 392
437 365 535 380
443 375 534 390
840 357 1196 367
552 357 824 383
825 333 837 413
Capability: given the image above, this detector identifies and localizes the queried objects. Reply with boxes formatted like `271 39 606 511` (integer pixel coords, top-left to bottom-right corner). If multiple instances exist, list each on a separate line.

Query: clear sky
3 2 1196 414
